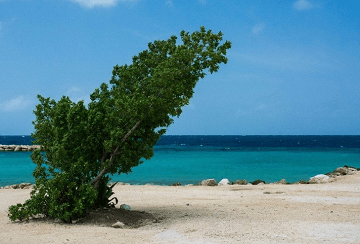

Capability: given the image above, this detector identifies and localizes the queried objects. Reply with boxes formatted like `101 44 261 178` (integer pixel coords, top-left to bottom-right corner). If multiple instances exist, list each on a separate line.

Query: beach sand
1 173 359 244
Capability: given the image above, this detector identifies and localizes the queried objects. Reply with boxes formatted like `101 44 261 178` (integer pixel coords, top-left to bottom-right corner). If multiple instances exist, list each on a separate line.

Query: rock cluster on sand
0 183 33 189
200 179 217 186
331 166 358 176
0 145 41 152
309 166 358 184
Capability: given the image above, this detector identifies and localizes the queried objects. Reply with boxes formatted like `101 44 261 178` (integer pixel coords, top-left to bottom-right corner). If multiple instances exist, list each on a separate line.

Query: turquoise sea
1 135 360 186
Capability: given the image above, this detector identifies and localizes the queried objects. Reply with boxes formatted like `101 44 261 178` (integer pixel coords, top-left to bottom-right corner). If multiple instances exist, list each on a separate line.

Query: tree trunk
91 119 141 189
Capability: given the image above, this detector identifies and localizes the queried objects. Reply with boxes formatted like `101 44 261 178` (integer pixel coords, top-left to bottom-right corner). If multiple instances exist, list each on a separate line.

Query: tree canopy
8 26 231 222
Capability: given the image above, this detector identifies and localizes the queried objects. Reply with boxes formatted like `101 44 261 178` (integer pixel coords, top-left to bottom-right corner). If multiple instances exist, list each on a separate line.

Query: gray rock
275 179 287 184
14 146 22 151
200 179 217 186
334 167 357 175
19 183 32 189
11 184 20 189
233 179 247 185
54 218 63 223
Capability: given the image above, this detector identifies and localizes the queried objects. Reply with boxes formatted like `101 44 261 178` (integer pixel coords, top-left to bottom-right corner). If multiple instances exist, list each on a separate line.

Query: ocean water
1 135 360 186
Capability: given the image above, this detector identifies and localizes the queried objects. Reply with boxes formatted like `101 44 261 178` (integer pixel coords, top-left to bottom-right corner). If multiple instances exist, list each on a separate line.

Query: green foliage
95 181 119 207
8 26 231 222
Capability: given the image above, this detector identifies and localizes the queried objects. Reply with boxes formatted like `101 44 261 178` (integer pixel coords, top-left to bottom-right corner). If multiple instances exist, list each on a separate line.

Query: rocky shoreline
0 145 41 152
1 166 358 190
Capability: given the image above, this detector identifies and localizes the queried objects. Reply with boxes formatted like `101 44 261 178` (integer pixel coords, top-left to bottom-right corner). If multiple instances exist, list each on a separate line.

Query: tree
8 26 231 222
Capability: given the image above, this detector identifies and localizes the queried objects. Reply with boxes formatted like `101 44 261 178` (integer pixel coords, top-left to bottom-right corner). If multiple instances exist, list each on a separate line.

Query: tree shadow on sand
15 208 160 228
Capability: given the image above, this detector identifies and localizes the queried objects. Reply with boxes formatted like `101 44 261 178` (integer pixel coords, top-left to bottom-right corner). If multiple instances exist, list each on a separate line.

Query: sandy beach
1 173 359 244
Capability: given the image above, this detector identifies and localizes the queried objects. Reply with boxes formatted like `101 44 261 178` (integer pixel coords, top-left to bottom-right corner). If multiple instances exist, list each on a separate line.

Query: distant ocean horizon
1 135 360 186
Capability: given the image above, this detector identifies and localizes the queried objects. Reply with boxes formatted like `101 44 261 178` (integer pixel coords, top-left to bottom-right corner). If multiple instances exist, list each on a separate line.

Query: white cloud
252 23 265 34
69 0 137 8
0 96 32 112
293 0 313 10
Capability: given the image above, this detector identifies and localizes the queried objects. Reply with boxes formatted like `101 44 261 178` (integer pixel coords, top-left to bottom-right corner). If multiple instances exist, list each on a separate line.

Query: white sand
1 173 360 244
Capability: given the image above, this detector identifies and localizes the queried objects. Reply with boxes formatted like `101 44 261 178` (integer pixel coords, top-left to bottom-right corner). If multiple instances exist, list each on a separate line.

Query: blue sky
0 0 359 135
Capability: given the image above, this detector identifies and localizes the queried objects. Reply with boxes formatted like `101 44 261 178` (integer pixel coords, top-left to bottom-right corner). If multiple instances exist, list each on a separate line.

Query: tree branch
91 119 141 188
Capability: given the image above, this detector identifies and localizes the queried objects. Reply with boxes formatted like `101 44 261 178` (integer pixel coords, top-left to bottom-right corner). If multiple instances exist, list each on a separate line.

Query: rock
200 179 217 186
120 204 131 210
0 144 41 152
54 218 63 223
233 179 247 185
14 146 22 151
111 221 125 228
275 179 287 184
334 167 348 175
334 167 357 175
251 179 266 185
11 184 19 189
218 178 230 186
309 174 330 184
19 183 32 189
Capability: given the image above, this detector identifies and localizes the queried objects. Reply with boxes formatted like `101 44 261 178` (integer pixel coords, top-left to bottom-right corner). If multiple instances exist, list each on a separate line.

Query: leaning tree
8 26 231 222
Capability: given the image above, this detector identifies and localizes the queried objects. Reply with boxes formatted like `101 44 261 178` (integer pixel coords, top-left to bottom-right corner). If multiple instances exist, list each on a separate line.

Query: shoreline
1 170 359 243
1 166 358 189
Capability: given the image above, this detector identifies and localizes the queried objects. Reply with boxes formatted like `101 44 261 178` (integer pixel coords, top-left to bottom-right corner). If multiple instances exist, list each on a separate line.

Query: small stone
54 218 63 223
111 221 125 228
120 204 131 210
